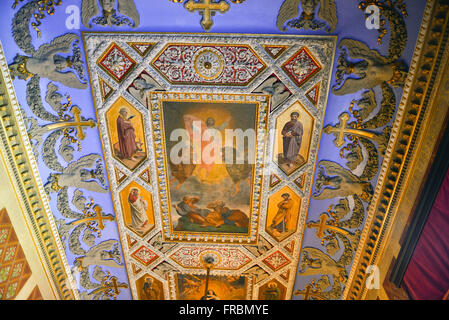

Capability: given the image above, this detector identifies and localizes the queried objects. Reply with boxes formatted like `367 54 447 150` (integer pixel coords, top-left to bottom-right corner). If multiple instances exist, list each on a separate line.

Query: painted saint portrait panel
265 186 301 242
175 273 248 300
119 181 155 237
258 279 286 300
135 274 164 300
160 99 261 238
273 101 314 176
105 97 147 171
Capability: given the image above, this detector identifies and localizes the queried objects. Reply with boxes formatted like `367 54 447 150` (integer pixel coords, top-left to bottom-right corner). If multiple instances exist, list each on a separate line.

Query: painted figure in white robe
128 188 149 233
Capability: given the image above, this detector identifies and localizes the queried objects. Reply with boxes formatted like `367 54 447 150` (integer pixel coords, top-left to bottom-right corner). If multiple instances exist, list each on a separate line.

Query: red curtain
403 168 449 299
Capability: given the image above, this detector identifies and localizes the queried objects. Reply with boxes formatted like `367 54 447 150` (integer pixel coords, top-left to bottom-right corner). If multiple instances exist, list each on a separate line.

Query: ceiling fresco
0 0 433 300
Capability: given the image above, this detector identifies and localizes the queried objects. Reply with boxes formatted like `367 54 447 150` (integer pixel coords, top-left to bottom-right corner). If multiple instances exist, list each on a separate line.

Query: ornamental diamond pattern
131 245 158 266
282 47 321 88
152 44 266 85
170 247 252 270
262 250 291 271
0 208 32 300
99 44 136 83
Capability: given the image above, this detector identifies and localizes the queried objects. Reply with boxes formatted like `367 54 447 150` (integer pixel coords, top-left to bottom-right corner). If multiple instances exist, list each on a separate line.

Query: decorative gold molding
0 41 77 300
344 0 449 300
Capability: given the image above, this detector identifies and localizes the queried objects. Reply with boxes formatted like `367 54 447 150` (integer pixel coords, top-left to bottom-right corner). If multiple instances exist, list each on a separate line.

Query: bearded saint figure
281 111 303 167
128 188 149 232
116 107 139 160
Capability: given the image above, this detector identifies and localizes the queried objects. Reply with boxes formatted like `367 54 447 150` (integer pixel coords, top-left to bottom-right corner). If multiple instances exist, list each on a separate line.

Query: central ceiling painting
83 32 336 299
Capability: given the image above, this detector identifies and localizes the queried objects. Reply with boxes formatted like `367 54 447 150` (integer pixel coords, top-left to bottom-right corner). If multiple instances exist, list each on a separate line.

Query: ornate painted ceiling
0 0 442 300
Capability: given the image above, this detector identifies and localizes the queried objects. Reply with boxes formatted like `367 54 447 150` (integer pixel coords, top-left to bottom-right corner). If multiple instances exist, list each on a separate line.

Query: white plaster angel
82 0 140 28
9 33 88 89
277 0 337 32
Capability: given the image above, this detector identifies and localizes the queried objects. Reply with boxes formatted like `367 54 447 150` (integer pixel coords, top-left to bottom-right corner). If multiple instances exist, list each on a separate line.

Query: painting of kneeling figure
161 100 258 236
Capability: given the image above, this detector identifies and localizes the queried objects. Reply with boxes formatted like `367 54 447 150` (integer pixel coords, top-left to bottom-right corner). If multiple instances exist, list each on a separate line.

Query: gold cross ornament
44 106 96 140
323 112 375 147
306 214 350 238
184 0 230 31
72 205 114 230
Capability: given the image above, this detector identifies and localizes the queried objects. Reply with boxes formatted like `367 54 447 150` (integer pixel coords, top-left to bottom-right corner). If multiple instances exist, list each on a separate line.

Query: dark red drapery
403 168 449 299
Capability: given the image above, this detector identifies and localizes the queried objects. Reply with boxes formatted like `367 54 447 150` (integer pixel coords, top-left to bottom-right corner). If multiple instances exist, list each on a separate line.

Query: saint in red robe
117 114 138 159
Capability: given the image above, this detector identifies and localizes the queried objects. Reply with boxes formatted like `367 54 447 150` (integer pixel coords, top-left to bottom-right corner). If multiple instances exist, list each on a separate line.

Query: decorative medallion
262 45 288 59
170 247 251 270
305 82 321 107
262 250 291 271
98 43 136 83
193 48 225 80
131 245 159 266
127 42 155 57
152 44 266 86
282 47 321 88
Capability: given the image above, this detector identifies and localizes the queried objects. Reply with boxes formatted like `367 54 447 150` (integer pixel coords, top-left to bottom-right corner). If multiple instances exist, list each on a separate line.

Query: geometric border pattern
83 32 337 300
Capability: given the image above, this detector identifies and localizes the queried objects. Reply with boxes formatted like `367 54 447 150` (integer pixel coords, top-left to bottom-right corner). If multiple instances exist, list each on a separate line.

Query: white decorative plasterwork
83 32 336 300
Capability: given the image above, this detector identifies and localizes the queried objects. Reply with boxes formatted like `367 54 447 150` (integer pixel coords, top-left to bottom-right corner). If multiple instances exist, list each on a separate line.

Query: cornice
344 0 449 300
0 42 77 300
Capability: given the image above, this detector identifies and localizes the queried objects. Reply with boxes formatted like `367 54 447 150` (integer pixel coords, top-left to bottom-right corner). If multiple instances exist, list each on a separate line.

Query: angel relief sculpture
82 0 140 28
277 0 337 32
8 33 87 89
332 39 408 96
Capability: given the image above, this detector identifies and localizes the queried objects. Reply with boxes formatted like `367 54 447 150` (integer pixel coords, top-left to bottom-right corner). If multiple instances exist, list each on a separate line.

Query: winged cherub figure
8 33 87 89
75 240 122 270
45 154 108 193
313 160 373 202
332 38 408 95
82 0 140 28
277 0 337 32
